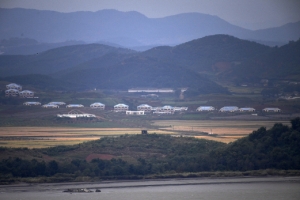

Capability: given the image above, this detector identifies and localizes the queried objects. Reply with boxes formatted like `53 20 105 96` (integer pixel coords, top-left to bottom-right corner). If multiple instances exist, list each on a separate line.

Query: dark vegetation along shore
0 118 300 184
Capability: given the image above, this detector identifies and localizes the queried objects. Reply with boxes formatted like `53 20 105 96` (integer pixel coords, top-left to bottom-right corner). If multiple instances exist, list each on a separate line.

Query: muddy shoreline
1 176 300 193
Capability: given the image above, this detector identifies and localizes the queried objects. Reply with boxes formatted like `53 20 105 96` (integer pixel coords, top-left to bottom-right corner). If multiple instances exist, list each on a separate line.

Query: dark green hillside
226 38 300 82
143 34 271 72
0 119 300 183
1 35 299 93
3 74 83 91
0 44 136 77
55 52 133 76
58 55 229 94
212 118 300 171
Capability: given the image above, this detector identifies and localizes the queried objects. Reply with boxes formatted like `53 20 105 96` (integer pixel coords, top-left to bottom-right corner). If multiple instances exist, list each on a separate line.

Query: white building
239 107 256 112
57 113 96 118
151 107 161 111
263 108 281 112
90 102 105 109
137 104 152 111
126 111 145 115
6 83 22 91
66 104 84 108
219 106 239 112
141 94 159 98
5 89 19 97
114 103 129 112
42 104 59 108
23 102 41 106
128 88 174 93
57 110 96 118
196 106 215 111
173 107 188 111
160 105 174 112
153 111 174 114
153 105 175 114
19 90 34 98
48 102 66 106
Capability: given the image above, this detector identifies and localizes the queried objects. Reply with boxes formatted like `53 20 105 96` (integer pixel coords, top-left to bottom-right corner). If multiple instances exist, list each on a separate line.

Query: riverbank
1 169 300 187
1 176 300 193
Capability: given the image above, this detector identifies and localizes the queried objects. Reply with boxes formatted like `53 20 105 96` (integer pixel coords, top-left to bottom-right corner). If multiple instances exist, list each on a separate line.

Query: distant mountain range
1 35 299 95
0 8 299 53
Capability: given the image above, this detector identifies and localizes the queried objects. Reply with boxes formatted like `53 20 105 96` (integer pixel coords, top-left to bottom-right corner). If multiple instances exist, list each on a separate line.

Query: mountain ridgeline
1 35 300 94
1 8 300 48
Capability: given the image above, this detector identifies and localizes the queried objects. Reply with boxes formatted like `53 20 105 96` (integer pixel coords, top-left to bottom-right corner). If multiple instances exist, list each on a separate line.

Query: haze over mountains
0 8 300 95
0 8 300 54
1 34 299 94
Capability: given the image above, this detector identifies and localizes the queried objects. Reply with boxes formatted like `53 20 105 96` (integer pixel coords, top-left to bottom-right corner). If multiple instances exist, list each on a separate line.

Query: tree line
0 118 300 180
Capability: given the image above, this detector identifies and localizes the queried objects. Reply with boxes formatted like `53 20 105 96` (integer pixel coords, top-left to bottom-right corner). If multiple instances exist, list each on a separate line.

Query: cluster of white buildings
57 110 96 119
22 101 189 115
128 104 188 115
5 83 35 98
112 103 188 115
22 99 281 113
196 106 281 112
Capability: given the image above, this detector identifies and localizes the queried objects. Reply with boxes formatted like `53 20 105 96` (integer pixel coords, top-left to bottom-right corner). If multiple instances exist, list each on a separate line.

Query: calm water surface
1 177 300 200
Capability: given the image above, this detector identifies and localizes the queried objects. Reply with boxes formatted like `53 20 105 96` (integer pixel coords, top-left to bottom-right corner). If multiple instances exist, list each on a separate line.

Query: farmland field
0 120 290 148
0 127 176 148
152 120 290 143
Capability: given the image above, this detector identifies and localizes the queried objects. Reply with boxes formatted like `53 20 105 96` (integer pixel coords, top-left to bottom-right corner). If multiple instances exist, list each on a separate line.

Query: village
3 83 282 119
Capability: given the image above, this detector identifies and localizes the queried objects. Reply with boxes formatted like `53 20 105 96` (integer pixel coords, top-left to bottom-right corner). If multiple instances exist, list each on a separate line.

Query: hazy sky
1 0 300 30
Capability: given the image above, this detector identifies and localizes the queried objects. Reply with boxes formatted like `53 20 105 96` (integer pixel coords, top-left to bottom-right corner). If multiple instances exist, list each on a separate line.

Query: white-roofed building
151 107 160 111
66 104 84 108
161 105 174 111
137 104 152 111
5 89 19 97
48 102 66 105
23 101 41 106
153 105 175 114
19 90 34 98
173 107 188 111
57 110 96 118
196 106 215 111
6 83 22 91
114 103 129 112
239 107 256 112
126 111 145 115
90 102 105 109
153 110 174 114
42 104 59 108
219 106 239 112
57 113 96 118
128 88 174 93
263 108 281 112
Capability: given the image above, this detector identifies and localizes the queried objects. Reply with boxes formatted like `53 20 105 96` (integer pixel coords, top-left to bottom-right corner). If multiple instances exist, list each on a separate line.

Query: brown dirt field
195 135 245 144
85 154 115 162
0 127 177 148
153 120 290 135
0 120 290 148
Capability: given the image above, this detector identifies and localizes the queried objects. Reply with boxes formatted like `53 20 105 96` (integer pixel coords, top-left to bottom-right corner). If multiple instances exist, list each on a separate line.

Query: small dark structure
141 130 148 134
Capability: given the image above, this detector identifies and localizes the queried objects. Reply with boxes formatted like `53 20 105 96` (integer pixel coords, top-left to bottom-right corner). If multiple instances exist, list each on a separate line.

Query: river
1 177 300 200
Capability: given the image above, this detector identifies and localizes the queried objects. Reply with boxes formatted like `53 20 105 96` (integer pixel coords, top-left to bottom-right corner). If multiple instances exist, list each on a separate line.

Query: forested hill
143 34 271 72
1 35 300 93
56 55 228 93
0 44 136 77
226 38 300 83
212 118 300 170
0 119 299 183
